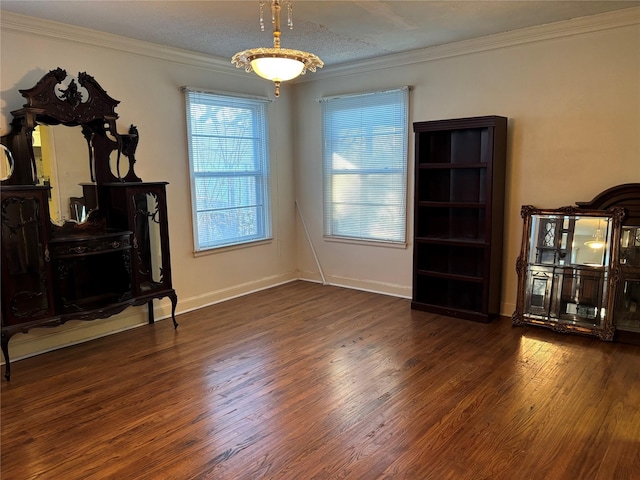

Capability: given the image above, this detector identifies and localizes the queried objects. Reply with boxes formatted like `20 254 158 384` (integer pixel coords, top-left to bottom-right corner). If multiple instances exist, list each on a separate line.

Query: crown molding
0 11 241 75
305 5 640 81
2 6 638 81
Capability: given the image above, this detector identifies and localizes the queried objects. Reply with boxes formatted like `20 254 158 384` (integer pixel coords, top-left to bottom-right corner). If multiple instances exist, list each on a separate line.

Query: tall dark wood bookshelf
412 116 507 322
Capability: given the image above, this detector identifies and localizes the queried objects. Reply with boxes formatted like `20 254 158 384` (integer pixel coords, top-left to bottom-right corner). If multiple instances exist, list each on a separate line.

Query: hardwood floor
2 281 639 480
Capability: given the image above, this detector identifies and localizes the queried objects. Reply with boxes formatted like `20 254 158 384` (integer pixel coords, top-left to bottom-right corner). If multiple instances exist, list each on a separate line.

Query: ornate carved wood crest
17 68 120 124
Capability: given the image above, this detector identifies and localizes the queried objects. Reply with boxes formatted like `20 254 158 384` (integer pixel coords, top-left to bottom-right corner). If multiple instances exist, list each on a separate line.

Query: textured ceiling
1 1 639 67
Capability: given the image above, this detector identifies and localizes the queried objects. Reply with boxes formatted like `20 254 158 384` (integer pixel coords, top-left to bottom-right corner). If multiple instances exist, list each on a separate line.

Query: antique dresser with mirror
1 68 178 380
513 184 640 344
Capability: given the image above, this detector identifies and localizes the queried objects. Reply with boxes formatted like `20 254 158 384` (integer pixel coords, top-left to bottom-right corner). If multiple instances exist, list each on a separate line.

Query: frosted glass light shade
232 46 323 82
251 56 305 82
585 240 605 249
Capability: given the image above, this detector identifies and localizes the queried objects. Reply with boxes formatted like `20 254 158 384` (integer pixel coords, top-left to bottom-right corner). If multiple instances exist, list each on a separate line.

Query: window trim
320 87 410 245
183 87 272 252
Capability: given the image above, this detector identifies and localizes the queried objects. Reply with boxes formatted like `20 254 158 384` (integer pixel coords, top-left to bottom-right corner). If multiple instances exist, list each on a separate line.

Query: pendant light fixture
585 219 606 249
232 0 323 97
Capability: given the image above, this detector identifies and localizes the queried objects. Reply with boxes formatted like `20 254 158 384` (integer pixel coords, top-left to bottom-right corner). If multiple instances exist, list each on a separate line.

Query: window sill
193 237 273 257
323 236 407 249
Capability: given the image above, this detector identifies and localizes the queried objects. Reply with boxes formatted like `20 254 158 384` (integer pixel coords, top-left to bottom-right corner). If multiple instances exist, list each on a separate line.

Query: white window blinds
184 90 271 251
321 87 409 244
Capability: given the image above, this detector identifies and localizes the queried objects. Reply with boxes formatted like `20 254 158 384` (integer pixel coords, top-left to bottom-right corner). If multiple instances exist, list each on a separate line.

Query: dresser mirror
33 124 97 224
513 205 625 340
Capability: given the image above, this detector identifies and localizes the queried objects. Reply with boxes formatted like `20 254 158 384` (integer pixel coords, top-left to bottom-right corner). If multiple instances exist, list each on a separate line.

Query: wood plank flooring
2 281 639 479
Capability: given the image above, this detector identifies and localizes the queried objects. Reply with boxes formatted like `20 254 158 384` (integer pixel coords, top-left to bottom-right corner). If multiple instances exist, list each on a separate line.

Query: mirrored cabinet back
0 68 178 380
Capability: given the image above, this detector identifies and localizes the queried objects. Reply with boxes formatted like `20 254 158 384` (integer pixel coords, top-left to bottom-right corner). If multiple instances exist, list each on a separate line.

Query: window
321 87 409 244
184 90 271 251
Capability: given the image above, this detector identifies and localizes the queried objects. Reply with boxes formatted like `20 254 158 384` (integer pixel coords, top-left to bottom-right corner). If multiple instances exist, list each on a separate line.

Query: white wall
1 8 639 363
293 8 640 314
1 13 299 361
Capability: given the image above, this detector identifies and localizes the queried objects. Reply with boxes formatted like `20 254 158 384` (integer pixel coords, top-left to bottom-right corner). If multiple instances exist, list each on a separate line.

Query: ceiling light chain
232 0 323 98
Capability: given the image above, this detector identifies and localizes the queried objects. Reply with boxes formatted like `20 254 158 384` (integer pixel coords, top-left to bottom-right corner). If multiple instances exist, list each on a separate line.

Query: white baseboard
5 307 149 363
2 271 299 366
174 272 300 315
3 271 516 366
297 270 412 299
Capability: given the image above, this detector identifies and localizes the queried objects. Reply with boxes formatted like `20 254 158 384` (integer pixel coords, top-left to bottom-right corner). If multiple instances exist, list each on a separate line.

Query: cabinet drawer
50 234 131 258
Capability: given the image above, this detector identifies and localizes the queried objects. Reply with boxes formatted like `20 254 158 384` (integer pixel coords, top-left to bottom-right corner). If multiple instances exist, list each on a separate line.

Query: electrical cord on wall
295 200 327 285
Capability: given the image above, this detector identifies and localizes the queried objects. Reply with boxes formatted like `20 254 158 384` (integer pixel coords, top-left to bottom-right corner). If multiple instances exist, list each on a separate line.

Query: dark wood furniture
577 184 640 344
1 68 177 380
411 116 507 322
513 184 640 344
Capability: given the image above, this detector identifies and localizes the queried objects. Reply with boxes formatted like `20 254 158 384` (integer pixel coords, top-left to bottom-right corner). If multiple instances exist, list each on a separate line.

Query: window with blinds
184 90 271 251
321 87 409 244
